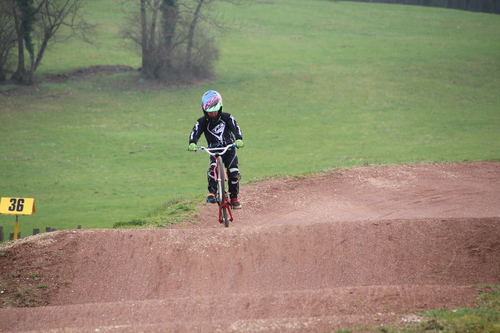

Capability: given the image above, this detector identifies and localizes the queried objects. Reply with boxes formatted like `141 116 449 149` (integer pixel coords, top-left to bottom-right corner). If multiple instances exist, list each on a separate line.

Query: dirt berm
1 161 499 332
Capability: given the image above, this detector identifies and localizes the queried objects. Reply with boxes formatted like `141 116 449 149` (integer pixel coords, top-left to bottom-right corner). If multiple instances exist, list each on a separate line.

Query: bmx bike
194 144 236 227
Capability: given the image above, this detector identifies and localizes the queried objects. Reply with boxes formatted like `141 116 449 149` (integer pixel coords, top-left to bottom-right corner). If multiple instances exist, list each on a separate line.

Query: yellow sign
0 197 36 216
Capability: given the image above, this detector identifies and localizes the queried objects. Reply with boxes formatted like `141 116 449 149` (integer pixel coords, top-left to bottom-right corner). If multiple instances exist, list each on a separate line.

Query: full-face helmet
201 90 223 122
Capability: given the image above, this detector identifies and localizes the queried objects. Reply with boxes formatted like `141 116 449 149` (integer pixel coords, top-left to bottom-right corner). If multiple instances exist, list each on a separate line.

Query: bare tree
121 0 245 84
5 0 95 84
0 1 17 81
185 0 204 72
124 0 162 78
33 0 95 72
10 0 37 84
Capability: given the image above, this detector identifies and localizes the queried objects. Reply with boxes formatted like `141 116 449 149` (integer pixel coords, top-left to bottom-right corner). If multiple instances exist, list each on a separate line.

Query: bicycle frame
194 144 235 227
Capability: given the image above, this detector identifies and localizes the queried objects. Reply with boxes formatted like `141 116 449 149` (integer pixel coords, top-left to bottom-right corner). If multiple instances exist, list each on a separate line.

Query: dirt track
1 161 499 332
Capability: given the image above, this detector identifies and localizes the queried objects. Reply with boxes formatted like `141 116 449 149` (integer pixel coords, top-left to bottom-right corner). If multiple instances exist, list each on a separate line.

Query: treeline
343 0 500 14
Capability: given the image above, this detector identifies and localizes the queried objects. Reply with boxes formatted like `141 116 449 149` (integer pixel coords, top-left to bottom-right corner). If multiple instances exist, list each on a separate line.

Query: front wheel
216 156 226 204
221 207 229 228
216 156 230 228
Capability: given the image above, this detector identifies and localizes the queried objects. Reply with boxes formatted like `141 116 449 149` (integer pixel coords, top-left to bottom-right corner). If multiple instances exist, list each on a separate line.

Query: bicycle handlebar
194 144 236 156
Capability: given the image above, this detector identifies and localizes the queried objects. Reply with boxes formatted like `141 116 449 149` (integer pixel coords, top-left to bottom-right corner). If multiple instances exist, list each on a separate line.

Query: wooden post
0 226 3 242
10 232 21 239
33 228 40 235
13 215 19 240
46 227 51 232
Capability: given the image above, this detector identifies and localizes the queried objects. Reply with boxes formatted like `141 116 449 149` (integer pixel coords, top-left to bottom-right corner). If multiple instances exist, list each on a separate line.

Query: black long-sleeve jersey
189 112 243 147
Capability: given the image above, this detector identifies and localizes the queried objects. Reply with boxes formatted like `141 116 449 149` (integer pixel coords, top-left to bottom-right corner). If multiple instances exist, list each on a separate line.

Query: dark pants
207 148 240 199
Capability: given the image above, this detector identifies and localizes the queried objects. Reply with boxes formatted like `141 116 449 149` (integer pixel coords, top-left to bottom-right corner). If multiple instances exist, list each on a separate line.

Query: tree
121 0 243 84
0 1 17 81
10 0 33 84
2 0 95 84
33 0 95 72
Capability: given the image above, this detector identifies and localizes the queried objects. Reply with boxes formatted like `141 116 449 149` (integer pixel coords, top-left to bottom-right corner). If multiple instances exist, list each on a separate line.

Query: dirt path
1 161 499 332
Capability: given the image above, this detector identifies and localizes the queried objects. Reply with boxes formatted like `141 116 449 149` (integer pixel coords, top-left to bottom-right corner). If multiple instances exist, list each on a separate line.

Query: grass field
0 0 499 235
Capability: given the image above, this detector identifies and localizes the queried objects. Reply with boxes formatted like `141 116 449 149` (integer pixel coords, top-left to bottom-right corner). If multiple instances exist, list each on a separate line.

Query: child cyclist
188 90 244 209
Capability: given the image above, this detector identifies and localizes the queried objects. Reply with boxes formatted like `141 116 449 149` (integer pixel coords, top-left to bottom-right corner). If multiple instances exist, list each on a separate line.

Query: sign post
0 197 36 240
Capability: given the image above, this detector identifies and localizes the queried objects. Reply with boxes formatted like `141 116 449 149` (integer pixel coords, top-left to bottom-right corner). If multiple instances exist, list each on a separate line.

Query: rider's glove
235 139 244 148
188 143 197 151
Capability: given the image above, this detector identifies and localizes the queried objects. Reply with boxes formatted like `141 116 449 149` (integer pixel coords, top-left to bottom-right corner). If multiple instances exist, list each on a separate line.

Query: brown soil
0 161 499 332
42 65 136 83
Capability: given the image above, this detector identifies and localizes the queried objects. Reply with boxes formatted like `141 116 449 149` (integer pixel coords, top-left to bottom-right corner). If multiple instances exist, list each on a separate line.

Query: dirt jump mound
1 161 499 332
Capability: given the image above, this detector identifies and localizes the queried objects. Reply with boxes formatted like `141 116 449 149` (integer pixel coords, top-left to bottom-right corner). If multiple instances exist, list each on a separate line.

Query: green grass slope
0 0 499 234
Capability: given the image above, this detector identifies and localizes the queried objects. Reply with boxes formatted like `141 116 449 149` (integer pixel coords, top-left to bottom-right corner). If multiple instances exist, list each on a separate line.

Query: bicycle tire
216 157 225 203
222 206 229 228
216 157 230 227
